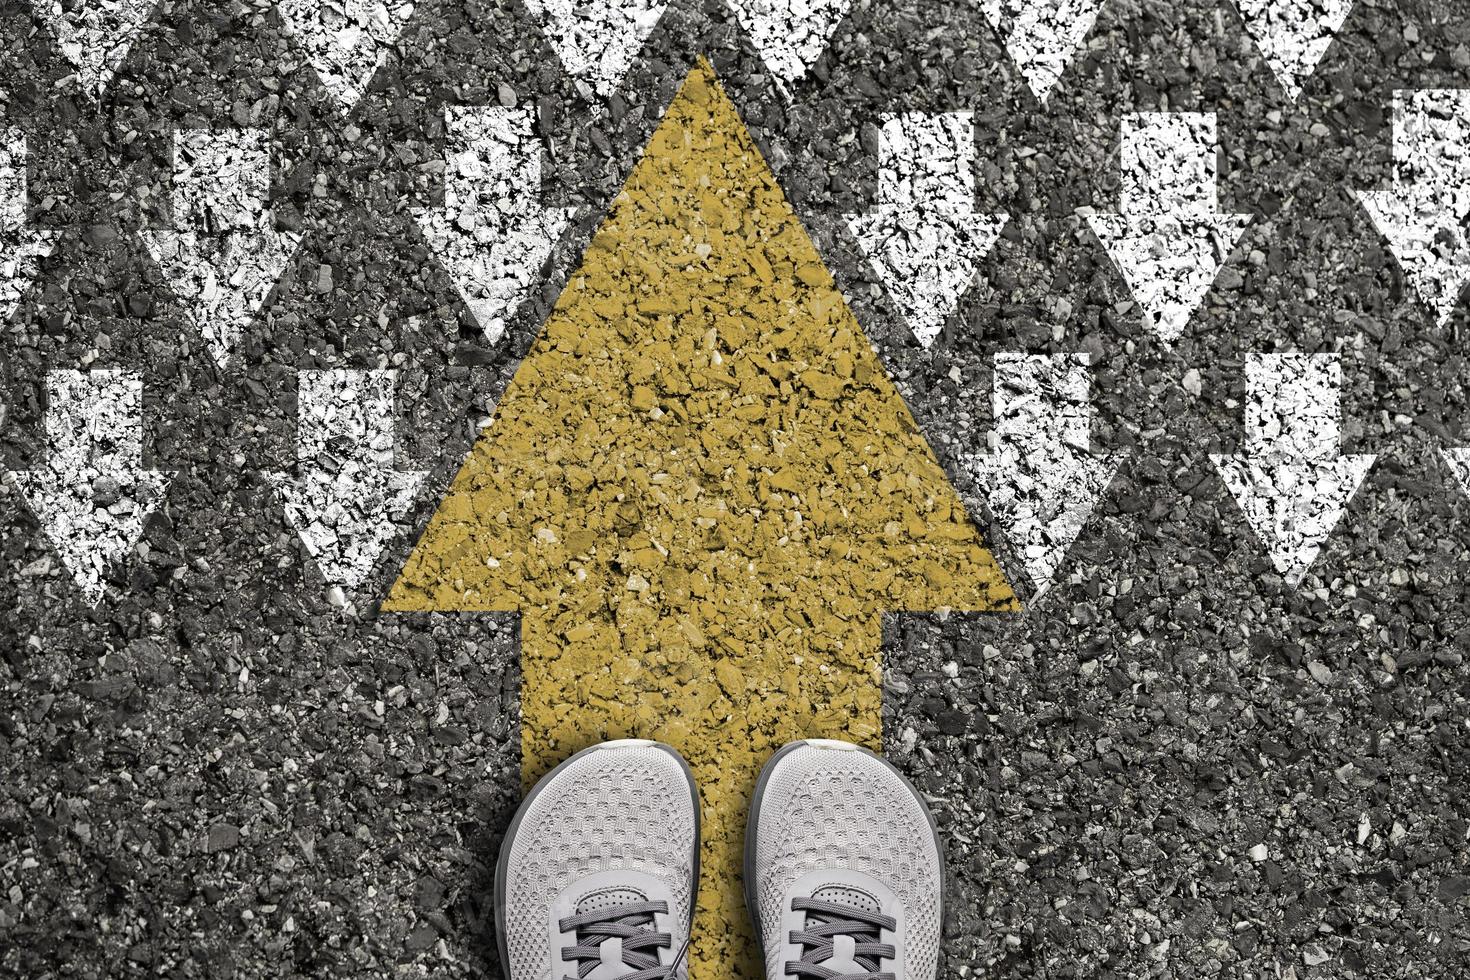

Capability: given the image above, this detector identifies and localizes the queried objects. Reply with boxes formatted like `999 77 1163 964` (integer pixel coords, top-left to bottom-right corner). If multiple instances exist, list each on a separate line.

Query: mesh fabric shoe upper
497 740 699 980
746 739 944 980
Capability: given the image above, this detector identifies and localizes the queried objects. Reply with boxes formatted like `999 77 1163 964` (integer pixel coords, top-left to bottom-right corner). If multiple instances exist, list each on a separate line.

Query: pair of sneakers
495 738 944 980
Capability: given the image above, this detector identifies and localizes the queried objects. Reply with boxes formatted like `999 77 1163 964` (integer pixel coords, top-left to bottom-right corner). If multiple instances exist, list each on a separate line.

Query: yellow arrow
385 58 1016 978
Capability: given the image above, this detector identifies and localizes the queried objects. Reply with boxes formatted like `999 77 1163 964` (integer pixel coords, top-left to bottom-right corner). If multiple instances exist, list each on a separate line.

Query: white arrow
276 0 415 111
522 0 669 99
1441 448 1470 505
846 111 1007 349
1232 0 1355 101
980 0 1104 104
1088 112 1252 344
727 0 852 94
139 129 302 370
1211 353 1375 587
415 107 573 344
1357 89 1470 328
1 130 59 325
6 370 172 606
269 370 426 592
967 353 1121 596
31 0 159 96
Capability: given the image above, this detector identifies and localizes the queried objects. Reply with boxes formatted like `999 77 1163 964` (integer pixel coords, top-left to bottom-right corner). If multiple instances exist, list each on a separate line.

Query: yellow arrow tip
387 56 1014 614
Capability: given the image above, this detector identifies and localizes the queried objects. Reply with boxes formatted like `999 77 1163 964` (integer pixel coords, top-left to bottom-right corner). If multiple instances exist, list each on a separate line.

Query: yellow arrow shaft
521 610 883 979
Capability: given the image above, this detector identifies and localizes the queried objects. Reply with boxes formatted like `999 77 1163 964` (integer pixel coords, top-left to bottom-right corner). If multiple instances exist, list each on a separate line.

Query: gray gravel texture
2 0 1469 978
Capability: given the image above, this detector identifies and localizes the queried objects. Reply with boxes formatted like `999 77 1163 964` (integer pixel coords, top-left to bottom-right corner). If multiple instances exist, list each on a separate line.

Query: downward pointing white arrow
269 370 426 592
415 107 573 344
277 0 416 111
1232 0 1355 101
1439 449 1470 515
522 0 669 99
139 130 302 370
1357 89 1470 328
1211 353 1375 587
981 0 1105 104
1441 448 1470 497
846 111 1007 349
1088 112 1253 344
1 130 59 325
6 370 172 606
31 0 159 96
968 353 1121 596
727 0 852 93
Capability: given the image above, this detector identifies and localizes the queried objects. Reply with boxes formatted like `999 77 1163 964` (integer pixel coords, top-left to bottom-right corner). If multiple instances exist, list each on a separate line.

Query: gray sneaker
745 739 944 980
496 740 699 980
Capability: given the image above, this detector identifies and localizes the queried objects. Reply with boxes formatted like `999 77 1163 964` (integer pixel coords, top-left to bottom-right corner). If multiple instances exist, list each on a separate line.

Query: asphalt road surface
2 1 1468 977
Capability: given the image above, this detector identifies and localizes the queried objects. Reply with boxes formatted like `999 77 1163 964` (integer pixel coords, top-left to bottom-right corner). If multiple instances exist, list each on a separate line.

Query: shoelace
783 896 897 980
559 899 688 980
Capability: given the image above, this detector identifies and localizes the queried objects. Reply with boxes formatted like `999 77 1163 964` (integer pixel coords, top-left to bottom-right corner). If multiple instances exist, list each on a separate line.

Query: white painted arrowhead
1088 112 1252 344
414 107 572 344
1211 353 1375 587
1 129 59 325
139 130 302 370
277 0 415 111
32 0 159 96
1232 0 1355 101
980 0 1104 104
7 370 172 606
1441 448 1470 501
1356 89 1470 328
1089 210 1250 343
522 0 669 98
727 0 852 93
270 370 426 592
968 353 1121 596
846 111 1007 348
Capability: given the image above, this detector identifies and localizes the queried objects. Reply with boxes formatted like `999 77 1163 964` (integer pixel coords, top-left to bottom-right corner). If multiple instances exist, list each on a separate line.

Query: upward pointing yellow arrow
386 58 1016 978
